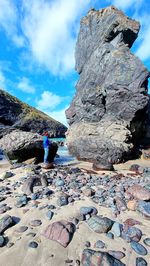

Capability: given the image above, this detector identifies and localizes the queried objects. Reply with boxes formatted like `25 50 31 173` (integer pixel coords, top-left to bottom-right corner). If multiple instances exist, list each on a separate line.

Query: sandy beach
0 156 150 266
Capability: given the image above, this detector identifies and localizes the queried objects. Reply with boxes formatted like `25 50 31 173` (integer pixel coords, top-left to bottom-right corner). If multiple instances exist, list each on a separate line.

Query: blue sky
0 0 150 125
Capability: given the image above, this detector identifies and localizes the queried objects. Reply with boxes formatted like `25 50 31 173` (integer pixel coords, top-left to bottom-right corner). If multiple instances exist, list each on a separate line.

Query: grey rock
130 241 147 255
65 7 149 169
57 193 68 206
106 232 114 239
108 250 125 260
121 226 142 242
143 238 150 246
22 175 48 195
137 201 150 219
28 241 38 248
94 240 106 248
110 222 122 237
55 178 65 187
29 220 42 227
81 249 125 266
0 236 5 247
80 206 98 216
0 130 58 163
0 215 14 234
87 216 113 233
15 195 28 208
15 226 28 233
46 210 53 220
136 257 147 266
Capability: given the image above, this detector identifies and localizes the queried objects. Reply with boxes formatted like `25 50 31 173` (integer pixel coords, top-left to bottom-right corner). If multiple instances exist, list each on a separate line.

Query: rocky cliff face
66 6 150 170
0 89 67 138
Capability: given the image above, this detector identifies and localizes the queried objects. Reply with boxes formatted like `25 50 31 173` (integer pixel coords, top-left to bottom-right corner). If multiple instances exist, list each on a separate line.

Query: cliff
0 89 67 138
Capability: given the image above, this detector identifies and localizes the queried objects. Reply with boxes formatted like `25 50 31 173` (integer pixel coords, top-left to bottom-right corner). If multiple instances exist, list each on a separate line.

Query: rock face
65 6 150 169
0 89 67 138
0 130 58 162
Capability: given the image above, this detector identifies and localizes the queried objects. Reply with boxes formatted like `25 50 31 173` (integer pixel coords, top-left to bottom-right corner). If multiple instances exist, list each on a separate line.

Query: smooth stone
81 249 125 266
55 179 65 187
87 216 113 233
0 215 14 234
136 257 148 266
29 220 42 227
94 240 105 248
143 238 150 246
26 232 36 237
110 222 122 237
57 193 68 207
0 236 5 247
130 241 147 255
15 226 28 233
85 241 91 247
108 251 125 260
28 241 38 248
106 232 114 239
137 201 150 219
46 210 53 220
43 220 75 248
80 206 97 216
122 226 142 242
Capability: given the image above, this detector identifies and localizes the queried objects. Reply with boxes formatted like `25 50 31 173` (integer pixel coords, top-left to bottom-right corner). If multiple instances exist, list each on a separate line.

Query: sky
0 0 150 126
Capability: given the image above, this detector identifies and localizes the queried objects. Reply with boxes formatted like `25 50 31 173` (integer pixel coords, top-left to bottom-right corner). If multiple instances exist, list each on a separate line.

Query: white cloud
0 0 24 46
36 90 63 110
47 107 68 126
0 69 6 89
21 0 91 75
134 12 150 61
108 0 144 10
17 77 35 93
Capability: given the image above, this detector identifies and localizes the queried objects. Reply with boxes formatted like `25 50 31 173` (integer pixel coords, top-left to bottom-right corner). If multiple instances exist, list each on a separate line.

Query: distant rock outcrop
0 89 67 138
66 6 150 170
0 130 58 163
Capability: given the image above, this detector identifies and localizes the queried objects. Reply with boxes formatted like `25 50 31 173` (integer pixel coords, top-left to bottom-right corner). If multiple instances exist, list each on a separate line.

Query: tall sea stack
66 6 150 170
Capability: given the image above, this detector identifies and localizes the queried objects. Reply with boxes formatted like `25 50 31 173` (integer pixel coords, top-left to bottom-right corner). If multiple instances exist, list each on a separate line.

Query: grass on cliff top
0 88 64 126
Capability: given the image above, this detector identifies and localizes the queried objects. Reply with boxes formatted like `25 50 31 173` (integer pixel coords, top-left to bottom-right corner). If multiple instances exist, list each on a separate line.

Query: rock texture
0 89 67 138
66 6 150 169
81 249 125 266
43 220 75 247
0 130 58 162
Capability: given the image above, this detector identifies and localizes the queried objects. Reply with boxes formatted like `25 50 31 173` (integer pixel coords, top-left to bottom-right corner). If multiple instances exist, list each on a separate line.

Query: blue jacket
43 136 51 148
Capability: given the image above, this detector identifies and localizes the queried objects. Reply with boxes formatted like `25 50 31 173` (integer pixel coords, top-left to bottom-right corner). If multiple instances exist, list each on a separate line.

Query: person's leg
44 147 49 163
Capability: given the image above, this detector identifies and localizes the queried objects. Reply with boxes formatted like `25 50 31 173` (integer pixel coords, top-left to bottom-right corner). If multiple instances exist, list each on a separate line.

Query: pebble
84 241 91 247
28 241 38 248
136 257 148 266
87 216 113 233
130 241 147 255
106 232 114 239
80 206 97 216
110 222 122 237
57 193 68 206
46 210 53 220
94 240 105 248
108 250 125 260
0 236 5 247
143 238 150 246
55 179 65 187
29 220 42 227
15 226 28 233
